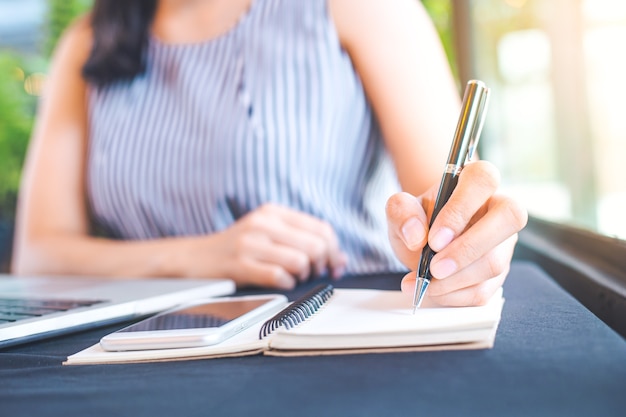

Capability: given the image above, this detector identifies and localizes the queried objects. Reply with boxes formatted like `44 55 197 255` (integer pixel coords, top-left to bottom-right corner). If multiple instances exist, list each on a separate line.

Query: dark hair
82 0 158 87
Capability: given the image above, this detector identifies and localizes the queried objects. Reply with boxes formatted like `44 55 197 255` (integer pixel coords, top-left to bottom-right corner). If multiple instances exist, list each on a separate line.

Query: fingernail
276 273 295 290
430 258 457 279
430 227 455 251
331 253 348 279
332 265 345 280
401 217 426 250
317 265 328 278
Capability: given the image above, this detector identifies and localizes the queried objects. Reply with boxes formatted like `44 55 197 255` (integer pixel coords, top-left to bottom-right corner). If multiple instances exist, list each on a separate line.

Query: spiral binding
258 284 334 339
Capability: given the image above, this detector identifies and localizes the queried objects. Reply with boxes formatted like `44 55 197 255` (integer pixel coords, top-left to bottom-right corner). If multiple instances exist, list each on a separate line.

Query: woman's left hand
385 161 528 306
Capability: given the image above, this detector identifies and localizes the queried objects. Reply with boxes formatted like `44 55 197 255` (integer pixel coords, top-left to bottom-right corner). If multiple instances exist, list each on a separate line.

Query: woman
12 0 527 306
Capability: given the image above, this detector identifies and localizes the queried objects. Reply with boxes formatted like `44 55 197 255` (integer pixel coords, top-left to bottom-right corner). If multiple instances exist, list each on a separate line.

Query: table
2 261 625 416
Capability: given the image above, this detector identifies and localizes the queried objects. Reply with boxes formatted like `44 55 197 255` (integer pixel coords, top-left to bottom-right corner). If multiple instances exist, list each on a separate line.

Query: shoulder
328 0 431 51
38 14 94 111
50 14 93 71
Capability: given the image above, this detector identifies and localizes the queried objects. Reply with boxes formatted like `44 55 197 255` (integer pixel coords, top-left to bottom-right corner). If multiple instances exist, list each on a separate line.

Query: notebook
0 274 235 348
64 284 505 365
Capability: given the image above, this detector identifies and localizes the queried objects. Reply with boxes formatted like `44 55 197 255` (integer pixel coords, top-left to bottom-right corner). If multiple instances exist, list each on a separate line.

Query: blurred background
1 0 625 271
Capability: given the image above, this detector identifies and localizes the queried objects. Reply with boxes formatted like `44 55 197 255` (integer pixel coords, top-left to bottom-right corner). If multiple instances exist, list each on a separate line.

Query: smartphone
100 294 288 351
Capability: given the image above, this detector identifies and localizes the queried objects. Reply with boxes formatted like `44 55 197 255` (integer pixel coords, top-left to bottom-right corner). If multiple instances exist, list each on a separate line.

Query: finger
238 233 311 283
400 234 515 306
401 271 505 307
238 257 297 290
263 205 347 277
428 235 516 296
427 275 505 307
399 272 445 309
272 207 347 276
430 194 526 279
269 224 337 278
242 206 328 278
400 271 419 296
428 160 500 252
385 192 429 267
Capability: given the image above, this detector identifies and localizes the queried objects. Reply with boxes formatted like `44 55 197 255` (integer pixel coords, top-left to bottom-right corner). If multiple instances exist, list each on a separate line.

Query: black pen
412 80 490 313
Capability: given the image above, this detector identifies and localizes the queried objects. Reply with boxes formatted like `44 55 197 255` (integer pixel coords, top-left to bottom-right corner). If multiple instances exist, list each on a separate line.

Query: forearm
11 233 214 279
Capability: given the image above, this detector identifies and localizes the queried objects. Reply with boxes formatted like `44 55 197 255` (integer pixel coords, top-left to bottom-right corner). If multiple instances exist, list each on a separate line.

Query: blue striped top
86 0 405 274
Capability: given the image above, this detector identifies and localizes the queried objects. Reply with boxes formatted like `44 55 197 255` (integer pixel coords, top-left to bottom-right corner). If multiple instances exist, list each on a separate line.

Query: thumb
385 192 429 267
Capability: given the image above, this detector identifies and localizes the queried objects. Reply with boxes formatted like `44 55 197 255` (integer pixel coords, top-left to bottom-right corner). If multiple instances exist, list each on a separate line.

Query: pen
412 80 490 313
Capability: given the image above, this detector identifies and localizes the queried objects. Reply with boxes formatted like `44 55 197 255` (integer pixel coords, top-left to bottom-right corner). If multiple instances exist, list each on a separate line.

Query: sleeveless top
86 0 405 274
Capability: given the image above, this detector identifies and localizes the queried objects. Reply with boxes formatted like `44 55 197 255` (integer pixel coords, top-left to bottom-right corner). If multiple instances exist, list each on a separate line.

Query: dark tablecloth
2 261 625 417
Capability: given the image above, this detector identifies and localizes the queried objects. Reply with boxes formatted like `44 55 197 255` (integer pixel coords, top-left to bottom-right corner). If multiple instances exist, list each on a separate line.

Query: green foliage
0 54 38 218
422 0 458 80
0 0 92 220
45 0 93 57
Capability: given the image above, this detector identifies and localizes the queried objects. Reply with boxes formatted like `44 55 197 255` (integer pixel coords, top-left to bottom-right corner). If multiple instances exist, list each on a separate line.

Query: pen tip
412 277 430 314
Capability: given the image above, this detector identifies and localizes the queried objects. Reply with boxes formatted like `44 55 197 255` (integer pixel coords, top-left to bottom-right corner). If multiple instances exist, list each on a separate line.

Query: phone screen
119 297 274 332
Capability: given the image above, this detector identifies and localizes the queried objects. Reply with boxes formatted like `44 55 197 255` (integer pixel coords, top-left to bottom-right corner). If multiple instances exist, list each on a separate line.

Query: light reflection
13 66 25 82
504 0 528 8
583 0 626 23
474 0 626 238
23 72 46 96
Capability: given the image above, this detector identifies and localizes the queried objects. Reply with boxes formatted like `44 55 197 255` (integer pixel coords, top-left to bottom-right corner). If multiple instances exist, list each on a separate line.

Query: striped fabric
86 0 406 274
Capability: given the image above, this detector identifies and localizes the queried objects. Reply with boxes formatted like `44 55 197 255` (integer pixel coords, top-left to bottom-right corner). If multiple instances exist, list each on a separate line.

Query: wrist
163 233 227 279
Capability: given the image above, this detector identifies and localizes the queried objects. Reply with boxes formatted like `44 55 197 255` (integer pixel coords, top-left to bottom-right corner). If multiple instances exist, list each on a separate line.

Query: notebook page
269 288 504 350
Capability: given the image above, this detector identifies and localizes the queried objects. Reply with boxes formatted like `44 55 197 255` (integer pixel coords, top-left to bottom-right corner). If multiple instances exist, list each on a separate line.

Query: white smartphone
99 294 288 351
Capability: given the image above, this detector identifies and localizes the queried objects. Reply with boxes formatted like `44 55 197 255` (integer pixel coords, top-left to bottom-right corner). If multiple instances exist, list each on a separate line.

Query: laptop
0 274 235 348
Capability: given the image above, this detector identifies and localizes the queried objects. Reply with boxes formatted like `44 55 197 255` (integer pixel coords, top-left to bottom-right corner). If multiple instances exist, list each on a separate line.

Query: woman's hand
193 204 347 290
385 161 528 306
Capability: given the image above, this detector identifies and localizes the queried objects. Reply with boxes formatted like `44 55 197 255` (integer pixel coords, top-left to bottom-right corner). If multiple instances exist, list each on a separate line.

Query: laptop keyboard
0 298 106 323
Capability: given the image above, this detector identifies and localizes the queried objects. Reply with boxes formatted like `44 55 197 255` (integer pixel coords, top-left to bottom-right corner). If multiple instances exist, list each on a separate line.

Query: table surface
2 261 625 417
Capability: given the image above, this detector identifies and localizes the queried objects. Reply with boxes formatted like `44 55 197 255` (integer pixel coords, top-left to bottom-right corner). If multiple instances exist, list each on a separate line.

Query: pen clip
465 87 490 164
447 80 487 169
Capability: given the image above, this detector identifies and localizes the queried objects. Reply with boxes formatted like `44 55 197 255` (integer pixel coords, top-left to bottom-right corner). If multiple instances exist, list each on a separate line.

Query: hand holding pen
413 80 490 311
384 80 528 309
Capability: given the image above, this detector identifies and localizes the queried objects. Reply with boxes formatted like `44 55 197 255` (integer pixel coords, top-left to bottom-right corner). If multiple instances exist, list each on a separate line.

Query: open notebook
64 284 505 365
